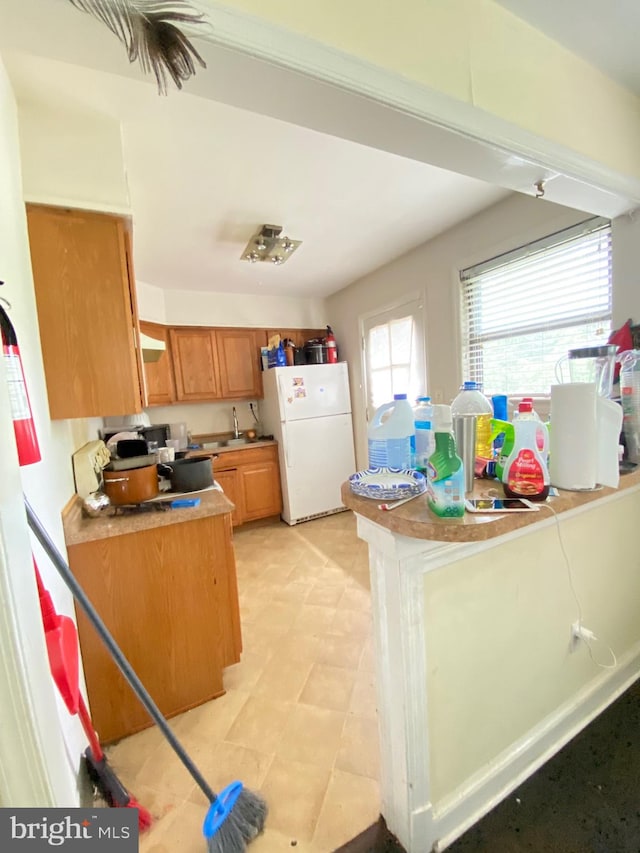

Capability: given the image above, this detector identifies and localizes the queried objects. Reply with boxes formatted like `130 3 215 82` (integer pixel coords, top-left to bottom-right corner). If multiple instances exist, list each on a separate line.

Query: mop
33 559 153 830
26 497 267 852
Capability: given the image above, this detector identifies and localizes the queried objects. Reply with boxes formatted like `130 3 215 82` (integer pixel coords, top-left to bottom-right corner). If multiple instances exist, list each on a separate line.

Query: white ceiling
1 0 638 298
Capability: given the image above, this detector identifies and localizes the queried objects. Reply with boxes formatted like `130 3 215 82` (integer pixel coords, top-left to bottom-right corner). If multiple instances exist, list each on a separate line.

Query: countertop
186 439 277 458
341 467 640 543
63 441 279 547
63 485 235 547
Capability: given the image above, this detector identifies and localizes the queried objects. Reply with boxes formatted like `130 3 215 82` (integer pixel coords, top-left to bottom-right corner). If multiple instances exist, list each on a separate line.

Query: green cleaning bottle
427 404 465 518
491 418 515 481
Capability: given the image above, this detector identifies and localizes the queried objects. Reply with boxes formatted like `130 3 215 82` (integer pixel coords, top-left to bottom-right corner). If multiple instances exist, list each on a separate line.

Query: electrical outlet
570 621 596 652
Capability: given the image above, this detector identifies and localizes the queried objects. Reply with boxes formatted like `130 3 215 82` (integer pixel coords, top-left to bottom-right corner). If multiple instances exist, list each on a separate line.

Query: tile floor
105 510 381 852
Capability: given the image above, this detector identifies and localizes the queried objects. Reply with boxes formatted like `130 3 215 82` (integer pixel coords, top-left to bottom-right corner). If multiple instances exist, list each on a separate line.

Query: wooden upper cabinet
26 204 143 419
139 320 175 406
169 327 221 401
216 328 263 399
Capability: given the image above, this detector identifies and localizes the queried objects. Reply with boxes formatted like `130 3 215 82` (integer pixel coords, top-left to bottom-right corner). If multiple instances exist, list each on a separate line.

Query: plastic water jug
367 394 415 469
413 396 434 473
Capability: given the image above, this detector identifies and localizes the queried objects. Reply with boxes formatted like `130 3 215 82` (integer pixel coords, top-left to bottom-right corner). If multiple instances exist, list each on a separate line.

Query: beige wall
423 490 640 803
18 99 130 213
327 194 615 468
213 0 640 179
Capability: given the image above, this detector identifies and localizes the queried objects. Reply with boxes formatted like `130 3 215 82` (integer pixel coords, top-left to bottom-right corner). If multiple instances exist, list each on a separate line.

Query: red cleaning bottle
325 325 338 363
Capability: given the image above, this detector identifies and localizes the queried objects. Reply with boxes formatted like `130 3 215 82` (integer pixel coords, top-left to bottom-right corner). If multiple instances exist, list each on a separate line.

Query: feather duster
66 0 207 94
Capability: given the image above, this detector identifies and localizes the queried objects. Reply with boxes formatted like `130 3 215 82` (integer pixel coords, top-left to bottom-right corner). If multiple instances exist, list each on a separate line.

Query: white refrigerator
260 363 356 525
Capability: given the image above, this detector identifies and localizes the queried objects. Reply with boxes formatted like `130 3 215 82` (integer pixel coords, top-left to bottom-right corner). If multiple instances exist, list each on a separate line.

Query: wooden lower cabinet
214 468 242 527
212 445 282 526
240 458 282 522
67 512 241 744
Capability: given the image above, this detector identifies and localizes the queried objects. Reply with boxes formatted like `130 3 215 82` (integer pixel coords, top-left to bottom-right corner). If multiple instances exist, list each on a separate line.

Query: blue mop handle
24 496 218 805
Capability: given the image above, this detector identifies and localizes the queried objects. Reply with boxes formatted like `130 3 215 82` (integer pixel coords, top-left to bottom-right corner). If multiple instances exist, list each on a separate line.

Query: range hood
140 332 166 363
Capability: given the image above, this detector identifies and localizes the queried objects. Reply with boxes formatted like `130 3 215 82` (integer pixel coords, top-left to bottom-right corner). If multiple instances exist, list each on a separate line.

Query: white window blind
460 217 612 397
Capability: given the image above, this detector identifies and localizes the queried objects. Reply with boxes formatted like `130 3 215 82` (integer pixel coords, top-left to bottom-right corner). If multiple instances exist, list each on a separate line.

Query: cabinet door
26 204 143 419
67 515 236 743
214 467 242 526
140 320 176 406
169 328 221 401
239 458 282 522
216 328 263 399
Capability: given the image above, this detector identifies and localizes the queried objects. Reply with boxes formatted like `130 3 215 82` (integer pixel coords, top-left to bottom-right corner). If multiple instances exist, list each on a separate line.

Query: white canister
158 446 175 463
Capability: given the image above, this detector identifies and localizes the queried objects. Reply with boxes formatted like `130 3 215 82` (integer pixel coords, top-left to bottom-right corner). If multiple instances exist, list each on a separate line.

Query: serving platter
349 468 426 501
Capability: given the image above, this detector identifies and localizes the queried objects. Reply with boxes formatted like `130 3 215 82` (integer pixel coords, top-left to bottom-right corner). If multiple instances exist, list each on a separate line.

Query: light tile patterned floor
105 510 380 852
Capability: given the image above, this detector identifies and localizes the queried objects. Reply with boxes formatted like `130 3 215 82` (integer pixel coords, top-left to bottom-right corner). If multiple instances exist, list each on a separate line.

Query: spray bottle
491 419 515 481
426 404 465 517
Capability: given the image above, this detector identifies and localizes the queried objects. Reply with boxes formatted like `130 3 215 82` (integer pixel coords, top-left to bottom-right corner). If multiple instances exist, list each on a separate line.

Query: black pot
158 457 213 492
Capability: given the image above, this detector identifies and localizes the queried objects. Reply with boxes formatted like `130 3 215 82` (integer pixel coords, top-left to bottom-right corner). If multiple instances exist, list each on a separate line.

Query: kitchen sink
201 437 249 449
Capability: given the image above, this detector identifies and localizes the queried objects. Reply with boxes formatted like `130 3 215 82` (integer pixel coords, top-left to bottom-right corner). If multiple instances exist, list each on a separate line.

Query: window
460 217 612 397
362 299 425 417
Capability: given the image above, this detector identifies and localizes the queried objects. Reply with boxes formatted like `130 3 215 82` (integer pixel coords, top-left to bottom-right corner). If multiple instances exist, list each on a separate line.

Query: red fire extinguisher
0 302 41 466
325 325 338 364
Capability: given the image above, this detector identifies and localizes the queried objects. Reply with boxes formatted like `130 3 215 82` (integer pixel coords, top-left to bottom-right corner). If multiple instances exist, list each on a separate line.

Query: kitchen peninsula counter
344 471 640 853
341 466 640 541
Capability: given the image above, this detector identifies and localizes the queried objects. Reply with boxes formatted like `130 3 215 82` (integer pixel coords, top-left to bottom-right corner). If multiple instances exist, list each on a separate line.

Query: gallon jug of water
368 394 415 469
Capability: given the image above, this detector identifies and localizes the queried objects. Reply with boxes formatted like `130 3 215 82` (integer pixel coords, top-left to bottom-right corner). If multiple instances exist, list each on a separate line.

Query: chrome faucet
232 406 240 439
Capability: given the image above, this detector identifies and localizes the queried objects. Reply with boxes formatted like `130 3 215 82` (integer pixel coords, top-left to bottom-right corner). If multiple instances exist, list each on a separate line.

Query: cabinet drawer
214 445 278 470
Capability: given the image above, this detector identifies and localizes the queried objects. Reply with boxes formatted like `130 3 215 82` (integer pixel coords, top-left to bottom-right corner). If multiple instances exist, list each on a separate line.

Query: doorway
361 297 426 422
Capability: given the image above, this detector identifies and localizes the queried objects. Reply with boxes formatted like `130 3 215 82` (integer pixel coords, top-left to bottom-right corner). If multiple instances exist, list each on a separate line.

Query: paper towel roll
550 383 598 490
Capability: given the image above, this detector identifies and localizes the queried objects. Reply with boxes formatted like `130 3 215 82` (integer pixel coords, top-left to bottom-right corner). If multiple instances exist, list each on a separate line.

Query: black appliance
303 339 328 364
99 423 171 447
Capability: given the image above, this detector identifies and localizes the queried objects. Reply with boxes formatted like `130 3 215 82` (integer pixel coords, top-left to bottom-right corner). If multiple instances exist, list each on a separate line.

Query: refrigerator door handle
282 421 293 468
277 375 288 421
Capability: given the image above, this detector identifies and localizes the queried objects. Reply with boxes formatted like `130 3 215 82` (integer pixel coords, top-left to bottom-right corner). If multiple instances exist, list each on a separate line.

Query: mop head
203 781 268 853
84 749 153 832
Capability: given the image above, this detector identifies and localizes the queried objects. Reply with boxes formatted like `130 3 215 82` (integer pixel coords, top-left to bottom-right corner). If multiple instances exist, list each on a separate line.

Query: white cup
158 446 175 462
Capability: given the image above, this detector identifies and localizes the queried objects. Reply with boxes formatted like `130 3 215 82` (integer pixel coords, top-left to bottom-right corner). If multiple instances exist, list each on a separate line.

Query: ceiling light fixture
240 224 301 266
